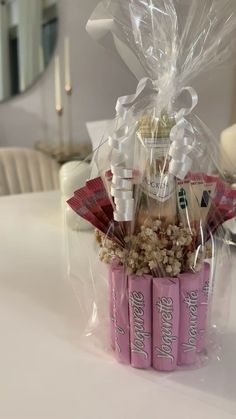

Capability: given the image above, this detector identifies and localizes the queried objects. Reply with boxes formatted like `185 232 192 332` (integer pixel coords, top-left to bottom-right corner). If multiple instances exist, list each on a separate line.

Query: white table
0 191 236 419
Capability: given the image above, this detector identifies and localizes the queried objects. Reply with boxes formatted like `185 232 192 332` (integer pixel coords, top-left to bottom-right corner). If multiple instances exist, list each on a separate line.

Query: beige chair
0 148 60 196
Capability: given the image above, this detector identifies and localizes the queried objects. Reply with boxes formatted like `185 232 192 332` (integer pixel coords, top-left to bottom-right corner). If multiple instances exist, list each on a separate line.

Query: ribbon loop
175 86 199 121
168 86 200 180
110 78 201 220
116 77 159 119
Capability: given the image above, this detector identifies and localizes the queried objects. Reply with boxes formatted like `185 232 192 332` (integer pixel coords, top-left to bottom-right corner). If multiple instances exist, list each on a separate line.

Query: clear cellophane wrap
66 0 236 371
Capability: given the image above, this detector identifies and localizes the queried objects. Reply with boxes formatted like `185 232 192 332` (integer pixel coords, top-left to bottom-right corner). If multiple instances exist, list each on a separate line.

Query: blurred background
0 0 235 151
0 0 236 209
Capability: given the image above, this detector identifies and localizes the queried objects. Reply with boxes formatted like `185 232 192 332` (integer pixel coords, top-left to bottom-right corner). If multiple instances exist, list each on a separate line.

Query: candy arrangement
68 164 236 371
67 0 236 372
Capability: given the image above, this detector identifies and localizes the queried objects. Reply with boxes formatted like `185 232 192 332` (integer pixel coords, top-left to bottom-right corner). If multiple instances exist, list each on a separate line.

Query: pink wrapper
197 263 211 353
108 265 115 351
128 275 152 369
112 266 130 364
152 278 180 372
178 271 202 366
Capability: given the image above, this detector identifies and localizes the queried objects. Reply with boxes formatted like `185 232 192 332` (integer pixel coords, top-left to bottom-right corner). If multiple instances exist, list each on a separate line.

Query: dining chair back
0 148 59 196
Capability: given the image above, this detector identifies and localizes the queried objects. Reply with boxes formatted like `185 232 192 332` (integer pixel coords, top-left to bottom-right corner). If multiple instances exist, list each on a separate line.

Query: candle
64 37 72 151
220 124 236 175
54 55 62 112
60 161 91 197
64 36 71 91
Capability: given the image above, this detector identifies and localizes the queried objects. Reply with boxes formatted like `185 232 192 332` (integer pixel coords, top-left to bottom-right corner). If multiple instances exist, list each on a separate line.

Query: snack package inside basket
66 0 236 371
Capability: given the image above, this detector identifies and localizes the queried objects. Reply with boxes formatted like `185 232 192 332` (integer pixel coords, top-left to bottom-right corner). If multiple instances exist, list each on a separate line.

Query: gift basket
66 0 236 372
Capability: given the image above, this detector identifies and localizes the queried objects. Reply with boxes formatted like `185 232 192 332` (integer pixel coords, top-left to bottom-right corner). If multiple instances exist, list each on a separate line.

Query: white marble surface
0 191 236 419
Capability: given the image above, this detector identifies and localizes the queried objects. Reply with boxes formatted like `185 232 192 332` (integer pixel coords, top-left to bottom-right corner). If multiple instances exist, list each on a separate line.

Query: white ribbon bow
110 78 201 221
169 86 200 180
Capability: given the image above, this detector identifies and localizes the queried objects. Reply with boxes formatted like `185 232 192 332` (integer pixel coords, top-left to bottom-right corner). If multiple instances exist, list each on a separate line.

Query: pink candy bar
108 264 115 351
152 278 180 372
178 271 202 366
128 275 152 369
112 266 130 364
197 263 211 353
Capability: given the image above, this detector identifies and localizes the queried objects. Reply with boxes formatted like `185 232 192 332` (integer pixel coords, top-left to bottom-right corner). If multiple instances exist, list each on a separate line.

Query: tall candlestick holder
56 105 64 151
35 83 92 164
65 83 73 155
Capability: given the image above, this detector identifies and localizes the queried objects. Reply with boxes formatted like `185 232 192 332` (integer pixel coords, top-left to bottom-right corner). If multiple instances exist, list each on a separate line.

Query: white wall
10 3 17 26
0 0 235 149
43 0 57 6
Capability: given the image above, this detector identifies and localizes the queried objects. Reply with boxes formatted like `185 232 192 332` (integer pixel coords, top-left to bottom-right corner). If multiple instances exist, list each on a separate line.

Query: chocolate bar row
109 263 210 371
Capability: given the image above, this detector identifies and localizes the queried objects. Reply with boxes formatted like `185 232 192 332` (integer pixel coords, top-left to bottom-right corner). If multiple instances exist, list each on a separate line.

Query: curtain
18 0 42 92
0 2 10 101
